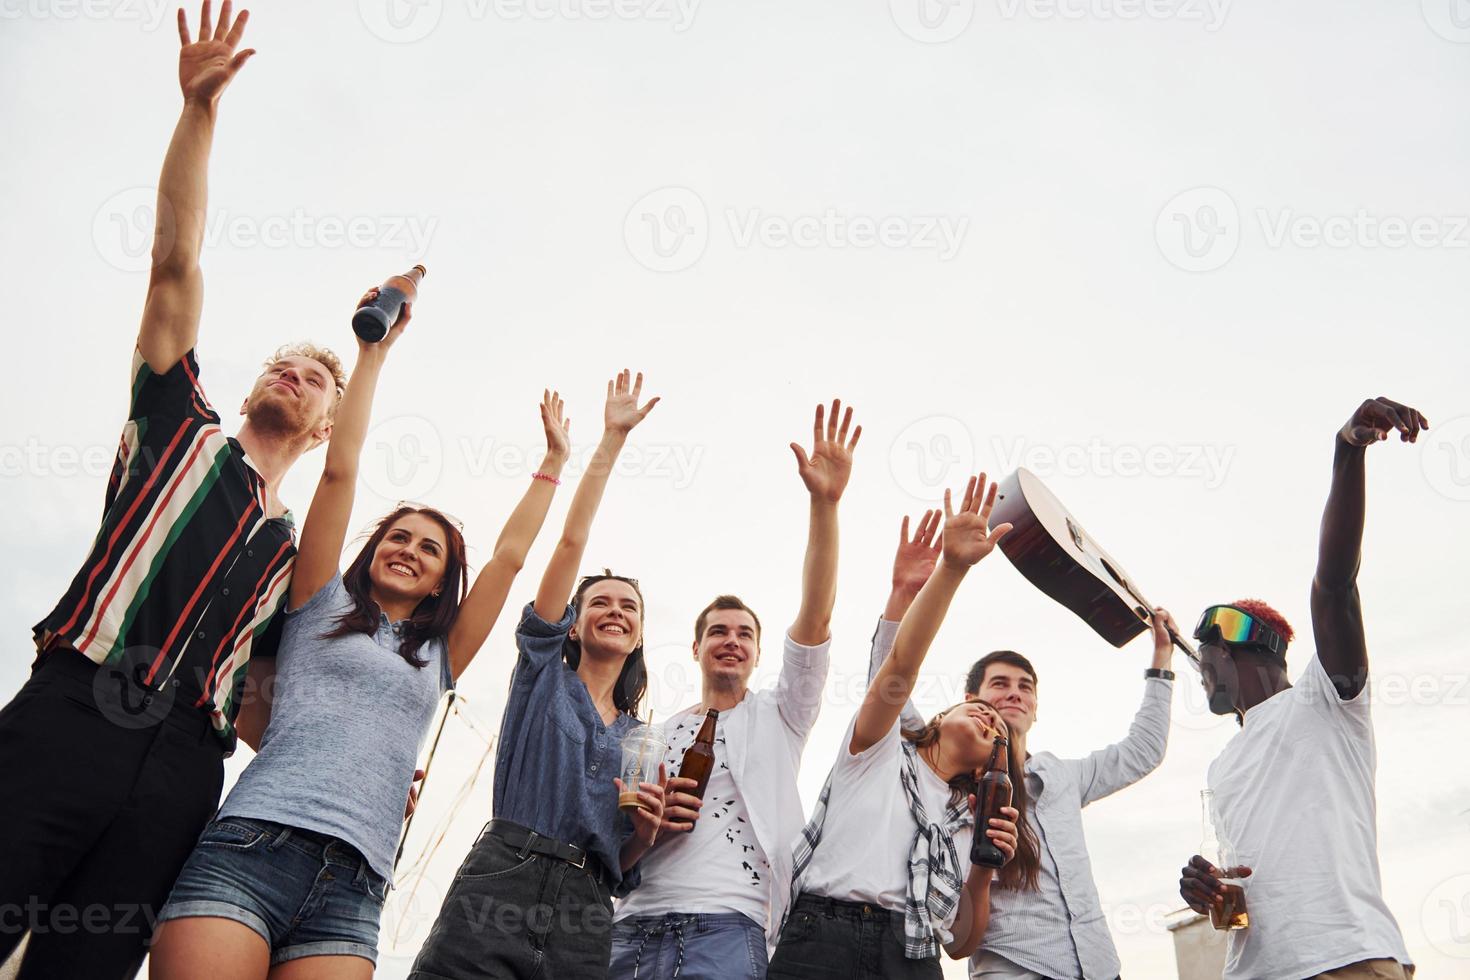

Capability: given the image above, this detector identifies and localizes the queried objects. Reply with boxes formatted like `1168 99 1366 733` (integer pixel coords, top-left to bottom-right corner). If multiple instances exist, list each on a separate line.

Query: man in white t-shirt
608 401 861 980
1179 396 1427 980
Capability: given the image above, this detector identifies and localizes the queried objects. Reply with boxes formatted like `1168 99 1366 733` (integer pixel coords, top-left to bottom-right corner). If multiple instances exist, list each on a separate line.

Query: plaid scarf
789 737 973 960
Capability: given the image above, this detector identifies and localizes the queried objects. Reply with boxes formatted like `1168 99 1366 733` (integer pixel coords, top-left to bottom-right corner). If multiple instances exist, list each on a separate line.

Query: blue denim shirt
493 602 641 895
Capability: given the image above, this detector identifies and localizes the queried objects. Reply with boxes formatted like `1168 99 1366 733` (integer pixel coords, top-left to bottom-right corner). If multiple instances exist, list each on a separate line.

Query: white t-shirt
799 716 974 942
1208 654 1412 980
615 704 771 924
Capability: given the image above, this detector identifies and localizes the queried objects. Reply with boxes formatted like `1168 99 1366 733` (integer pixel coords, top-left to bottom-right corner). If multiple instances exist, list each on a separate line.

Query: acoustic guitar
991 468 1199 667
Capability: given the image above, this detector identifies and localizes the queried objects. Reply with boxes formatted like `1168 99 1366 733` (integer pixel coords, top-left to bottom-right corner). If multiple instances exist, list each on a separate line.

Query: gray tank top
219 575 450 879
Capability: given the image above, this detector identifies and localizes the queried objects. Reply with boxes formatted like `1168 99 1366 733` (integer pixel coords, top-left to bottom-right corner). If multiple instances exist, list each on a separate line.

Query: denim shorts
157 816 390 965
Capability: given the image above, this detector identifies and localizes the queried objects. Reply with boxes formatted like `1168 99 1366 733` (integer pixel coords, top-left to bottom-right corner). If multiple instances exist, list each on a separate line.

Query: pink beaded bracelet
532 472 562 486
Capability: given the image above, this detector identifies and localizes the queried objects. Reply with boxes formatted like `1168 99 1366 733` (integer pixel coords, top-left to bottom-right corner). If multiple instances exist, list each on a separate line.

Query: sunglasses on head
1193 605 1286 658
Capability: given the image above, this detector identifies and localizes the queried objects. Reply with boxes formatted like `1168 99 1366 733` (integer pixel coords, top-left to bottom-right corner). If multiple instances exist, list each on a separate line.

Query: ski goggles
1193 605 1287 658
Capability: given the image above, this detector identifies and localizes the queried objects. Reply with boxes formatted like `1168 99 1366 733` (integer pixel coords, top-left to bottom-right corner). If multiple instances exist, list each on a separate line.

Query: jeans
0 648 224 980
767 893 942 980
610 912 768 980
409 822 615 980
157 817 390 964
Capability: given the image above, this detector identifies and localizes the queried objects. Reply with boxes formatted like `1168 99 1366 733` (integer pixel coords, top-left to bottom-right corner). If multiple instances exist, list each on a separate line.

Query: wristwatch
1145 668 1176 681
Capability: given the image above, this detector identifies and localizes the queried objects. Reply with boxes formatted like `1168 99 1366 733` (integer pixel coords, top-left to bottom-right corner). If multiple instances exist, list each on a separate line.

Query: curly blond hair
266 343 348 415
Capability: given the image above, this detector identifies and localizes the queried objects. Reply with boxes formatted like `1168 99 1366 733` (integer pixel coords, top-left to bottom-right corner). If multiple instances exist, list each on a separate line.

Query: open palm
604 369 659 434
791 399 861 503
892 509 941 594
541 389 571 459
177 1 255 105
941 474 1012 568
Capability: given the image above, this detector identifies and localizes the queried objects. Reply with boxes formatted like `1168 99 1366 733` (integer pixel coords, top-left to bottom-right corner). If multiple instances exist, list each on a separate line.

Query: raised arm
446 391 571 678
1311 397 1427 699
285 291 409 611
532 370 659 621
787 399 860 644
137 1 256 374
853 475 1011 755
865 511 940 732
1073 609 1176 805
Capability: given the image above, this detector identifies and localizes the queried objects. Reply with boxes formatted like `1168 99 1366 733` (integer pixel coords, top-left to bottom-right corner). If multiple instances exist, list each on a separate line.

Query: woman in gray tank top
150 298 574 980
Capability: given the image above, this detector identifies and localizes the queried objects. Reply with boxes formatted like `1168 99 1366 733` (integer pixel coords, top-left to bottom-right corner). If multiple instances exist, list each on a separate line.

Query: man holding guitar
869 510 1180 980
1178 397 1426 980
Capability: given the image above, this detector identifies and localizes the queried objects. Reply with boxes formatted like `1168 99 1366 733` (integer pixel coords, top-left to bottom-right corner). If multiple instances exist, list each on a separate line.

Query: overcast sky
3 1 1468 977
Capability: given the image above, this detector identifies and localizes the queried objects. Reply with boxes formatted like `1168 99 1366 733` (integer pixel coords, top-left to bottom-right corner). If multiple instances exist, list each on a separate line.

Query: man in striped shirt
0 6 346 977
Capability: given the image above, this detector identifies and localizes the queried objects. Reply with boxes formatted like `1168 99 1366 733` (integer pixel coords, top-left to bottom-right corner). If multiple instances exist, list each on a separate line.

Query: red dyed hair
1232 598 1295 645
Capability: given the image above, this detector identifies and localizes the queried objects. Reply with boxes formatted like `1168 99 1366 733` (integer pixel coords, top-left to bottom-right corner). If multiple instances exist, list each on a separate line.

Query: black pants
0 649 224 980
410 823 615 980
768 893 943 980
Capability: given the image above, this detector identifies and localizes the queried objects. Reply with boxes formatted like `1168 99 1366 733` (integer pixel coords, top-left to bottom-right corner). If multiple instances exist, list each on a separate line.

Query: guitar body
991 468 1151 648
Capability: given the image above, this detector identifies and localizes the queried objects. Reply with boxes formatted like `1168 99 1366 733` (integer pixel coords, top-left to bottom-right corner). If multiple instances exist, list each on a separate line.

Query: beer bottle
352 265 426 342
970 736 1012 870
679 708 719 800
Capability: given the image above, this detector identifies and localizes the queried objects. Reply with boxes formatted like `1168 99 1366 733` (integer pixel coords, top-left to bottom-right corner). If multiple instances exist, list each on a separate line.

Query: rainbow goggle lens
1193 605 1286 658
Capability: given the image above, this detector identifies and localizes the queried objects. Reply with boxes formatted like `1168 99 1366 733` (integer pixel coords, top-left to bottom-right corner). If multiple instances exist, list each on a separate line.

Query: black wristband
1145 668 1176 681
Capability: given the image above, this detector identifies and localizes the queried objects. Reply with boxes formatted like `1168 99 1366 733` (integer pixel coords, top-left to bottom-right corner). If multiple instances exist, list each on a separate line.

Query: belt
486 820 611 883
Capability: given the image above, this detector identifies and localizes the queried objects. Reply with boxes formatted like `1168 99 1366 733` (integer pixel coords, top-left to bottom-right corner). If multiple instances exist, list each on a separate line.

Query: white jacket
633 632 830 954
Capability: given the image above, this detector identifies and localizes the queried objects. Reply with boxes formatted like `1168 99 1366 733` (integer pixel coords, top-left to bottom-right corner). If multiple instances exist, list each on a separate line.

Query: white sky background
3 1 1469 977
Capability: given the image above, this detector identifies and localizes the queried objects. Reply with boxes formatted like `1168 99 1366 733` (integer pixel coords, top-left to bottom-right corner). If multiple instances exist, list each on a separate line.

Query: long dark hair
564 570 648 717
325 504 469 668
904 699 1041 891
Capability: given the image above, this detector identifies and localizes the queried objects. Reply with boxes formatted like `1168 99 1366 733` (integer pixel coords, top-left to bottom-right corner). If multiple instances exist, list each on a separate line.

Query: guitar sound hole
1100 558 1125 586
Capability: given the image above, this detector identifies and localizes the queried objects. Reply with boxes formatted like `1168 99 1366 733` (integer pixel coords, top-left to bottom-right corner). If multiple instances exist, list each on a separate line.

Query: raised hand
1340 397 1429 447
893 509 942 597
1149 606 1179 668
604 369 659 435
354 286 411 351
790 399 862 503
540 389 571 461
940 474 1012 569
176 1 256 106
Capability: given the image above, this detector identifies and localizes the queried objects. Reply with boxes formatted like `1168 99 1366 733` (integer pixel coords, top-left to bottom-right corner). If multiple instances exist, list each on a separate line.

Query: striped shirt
33 348 296 751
